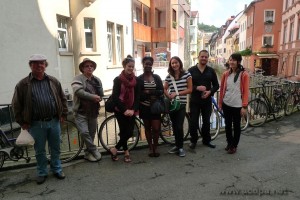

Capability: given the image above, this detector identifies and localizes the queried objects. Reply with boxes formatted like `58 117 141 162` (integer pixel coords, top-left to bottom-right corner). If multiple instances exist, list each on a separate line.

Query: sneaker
178 148 186 157
84 152 97 162
92 150 102 161
189 143 196 149
168 146 179 154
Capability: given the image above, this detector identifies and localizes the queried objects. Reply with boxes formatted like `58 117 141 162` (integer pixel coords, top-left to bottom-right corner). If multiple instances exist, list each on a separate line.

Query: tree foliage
198 23 218 32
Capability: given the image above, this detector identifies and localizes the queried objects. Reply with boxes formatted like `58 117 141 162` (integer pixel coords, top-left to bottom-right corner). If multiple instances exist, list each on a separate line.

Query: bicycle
196 96 249 141
59 120 83 163
98 113 190 153
247 80 286 127
0 128 31 169
285 81 300 115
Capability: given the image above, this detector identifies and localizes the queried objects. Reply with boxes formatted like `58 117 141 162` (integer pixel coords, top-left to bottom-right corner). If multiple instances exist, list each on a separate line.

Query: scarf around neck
118 70 136 109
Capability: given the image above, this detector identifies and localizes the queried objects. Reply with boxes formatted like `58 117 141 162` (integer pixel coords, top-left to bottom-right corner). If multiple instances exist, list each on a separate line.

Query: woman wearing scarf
218 53 249 154
108 55 140 162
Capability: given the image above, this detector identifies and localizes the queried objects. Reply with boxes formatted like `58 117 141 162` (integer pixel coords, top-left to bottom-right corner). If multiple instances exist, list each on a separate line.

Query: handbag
16 129 35 146
105 95 115 113
169 75 181 112
150 97 169 114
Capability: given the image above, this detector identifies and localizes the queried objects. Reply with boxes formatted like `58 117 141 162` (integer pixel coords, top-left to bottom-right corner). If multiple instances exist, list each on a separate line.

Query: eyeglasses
84 64 94 68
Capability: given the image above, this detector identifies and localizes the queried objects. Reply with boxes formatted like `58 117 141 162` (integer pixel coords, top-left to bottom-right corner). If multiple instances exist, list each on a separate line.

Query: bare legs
143 119 161 157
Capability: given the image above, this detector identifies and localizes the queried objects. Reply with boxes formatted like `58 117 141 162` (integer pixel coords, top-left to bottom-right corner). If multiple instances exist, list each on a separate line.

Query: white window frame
264 10 275 23
57 15 70 52
116 25 123 64
295 56 300 75
107 22 114 63
84 18 95 51
283 25 287 44
290 21 294 42
298 18 300 40
262 35 274 46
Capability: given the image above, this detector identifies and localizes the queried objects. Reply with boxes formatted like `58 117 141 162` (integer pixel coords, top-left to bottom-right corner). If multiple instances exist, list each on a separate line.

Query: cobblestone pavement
0 112 300 200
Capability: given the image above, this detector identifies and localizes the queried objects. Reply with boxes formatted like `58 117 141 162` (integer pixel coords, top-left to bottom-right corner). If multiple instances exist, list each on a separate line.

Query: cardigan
218 70 250 109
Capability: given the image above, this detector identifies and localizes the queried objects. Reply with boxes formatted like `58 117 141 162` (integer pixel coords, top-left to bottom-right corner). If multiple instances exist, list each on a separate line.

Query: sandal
148 152 155 157
108 148 118 161
124 155 132 163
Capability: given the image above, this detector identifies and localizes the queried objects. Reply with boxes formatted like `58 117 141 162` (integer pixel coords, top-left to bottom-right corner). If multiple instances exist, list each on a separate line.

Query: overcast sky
191 0 253 27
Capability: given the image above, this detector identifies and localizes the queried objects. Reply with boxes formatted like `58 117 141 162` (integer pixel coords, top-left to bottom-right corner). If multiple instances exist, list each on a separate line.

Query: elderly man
12 54 68 184
71 58 103 162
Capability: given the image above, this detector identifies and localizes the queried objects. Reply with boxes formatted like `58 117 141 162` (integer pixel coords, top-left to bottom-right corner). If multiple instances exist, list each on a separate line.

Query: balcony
134 22 151 42
152 28 167 42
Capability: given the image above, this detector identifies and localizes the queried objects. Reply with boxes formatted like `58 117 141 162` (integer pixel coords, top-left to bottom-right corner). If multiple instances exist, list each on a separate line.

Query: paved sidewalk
0 112 300 200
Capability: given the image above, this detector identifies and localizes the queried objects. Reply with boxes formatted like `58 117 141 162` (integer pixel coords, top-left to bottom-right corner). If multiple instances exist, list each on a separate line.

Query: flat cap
29 54 47 61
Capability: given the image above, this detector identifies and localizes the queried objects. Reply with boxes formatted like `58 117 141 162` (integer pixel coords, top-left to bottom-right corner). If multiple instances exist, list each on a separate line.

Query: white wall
70 0 133 91
0 0 73 103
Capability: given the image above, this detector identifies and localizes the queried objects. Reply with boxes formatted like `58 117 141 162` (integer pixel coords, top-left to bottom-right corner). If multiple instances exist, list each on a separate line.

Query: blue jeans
29 118 62 176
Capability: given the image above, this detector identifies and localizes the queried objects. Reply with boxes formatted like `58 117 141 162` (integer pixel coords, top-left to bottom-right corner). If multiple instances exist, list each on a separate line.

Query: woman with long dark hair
138 56 164 157
109 55 140 162
218 53 250 154
164 56 192 157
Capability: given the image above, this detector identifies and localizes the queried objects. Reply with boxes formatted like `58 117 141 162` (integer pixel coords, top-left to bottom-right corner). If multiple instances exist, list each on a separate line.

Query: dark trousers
115 112 135 151
169 104 186 148
222 103 241 148
189 102 212 144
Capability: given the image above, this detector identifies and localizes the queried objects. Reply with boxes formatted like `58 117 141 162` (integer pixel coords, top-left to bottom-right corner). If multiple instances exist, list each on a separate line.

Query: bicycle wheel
274 96 285 120
98 115 140 153
241 110 249 131
159 113 190 145
199 108 220 141
0 151 5 169
60 120 83 163
284 94 294 116
183 113 190 140
248 99 268 127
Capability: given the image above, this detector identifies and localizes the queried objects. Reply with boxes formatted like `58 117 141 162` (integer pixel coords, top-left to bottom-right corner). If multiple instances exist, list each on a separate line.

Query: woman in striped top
138 56 164 157
164 56 192 157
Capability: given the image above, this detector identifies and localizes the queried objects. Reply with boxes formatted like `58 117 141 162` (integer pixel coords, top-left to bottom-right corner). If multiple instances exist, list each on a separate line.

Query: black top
137 74 164 103
188 64 219 104
111 76 140 113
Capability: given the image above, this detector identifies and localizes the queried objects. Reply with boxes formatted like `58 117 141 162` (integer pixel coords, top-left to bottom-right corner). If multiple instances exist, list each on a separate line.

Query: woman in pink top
218 53 249 154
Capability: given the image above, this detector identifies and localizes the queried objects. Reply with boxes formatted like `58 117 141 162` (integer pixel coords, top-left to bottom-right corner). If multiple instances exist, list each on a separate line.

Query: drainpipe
251 3 255 70
131 0 135 58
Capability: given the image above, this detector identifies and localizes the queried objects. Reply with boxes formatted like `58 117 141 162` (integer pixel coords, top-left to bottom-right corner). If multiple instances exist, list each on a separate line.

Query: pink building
278 0 300 81
244 0 283 75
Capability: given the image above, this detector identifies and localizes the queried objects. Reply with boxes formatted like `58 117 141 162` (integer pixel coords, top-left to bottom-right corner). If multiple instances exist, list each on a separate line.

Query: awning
256 53 278 58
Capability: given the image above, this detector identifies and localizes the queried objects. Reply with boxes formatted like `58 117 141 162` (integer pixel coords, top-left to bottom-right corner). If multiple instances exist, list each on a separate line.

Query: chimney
244 4 247 10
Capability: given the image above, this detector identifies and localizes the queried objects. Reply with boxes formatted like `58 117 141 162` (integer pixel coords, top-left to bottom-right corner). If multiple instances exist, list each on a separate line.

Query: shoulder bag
169 75 181 112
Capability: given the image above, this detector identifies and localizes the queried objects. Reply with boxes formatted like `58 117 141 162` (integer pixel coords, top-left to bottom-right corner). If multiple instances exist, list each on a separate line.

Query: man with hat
12 54 68 184
71 58 103 162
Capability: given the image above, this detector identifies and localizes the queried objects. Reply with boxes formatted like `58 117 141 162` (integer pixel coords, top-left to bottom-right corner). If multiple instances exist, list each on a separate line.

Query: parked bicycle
59 120 83 163
98 113 190 153
285 81 300 115
247 80 286 127
0 128 31 169
196 96 249 141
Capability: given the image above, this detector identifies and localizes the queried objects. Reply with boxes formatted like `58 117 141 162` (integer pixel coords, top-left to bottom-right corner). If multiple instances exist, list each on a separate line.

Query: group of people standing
11 50 249 185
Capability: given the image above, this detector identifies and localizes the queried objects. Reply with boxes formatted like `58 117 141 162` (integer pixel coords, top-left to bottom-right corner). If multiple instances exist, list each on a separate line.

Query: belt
35 116 57 122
